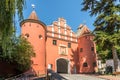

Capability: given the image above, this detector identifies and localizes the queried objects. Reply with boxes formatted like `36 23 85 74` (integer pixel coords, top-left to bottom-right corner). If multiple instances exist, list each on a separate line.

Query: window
80 48 83 52
93 62 97 67
39 35 43 39
68 43 71 48
91 47 94 51
53 40 57 45
25 33 29 38
83 62 88 67
48 64 53 69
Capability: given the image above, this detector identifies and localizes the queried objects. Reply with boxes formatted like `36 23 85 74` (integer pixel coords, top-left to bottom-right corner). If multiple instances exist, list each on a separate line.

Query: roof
20 10 46 31
28 11 39 20
76 24 91 37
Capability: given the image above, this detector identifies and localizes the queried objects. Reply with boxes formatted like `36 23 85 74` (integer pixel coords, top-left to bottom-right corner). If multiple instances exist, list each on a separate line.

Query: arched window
25 33 29 38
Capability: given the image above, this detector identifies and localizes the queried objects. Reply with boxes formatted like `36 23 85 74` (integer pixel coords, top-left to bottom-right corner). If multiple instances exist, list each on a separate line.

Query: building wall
21 20 46 75
46 37 78 73
78 35 97 73
46 18 78 74
20 16 97 75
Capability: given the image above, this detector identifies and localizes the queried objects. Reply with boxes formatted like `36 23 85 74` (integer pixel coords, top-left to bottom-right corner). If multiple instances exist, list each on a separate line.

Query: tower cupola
29 10 39 20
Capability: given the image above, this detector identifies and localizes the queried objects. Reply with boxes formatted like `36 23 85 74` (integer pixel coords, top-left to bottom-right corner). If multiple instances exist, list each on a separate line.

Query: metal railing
5 73 35 80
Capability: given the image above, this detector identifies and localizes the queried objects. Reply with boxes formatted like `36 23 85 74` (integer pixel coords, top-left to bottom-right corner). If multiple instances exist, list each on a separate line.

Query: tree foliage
0 36 35 71
12 36 35 71
0 0 25 54
82 0 120 71
0 0 35 73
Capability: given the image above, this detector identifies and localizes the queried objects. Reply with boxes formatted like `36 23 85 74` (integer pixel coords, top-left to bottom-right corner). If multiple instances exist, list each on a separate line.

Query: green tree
0 0 35 74
0 35 35 72
0 0 25 55
0 36 35 78
82 0 120 71
12 36 35 71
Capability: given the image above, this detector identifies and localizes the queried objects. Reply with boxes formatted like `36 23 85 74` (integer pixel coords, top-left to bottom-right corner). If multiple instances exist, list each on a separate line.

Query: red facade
20 11 97 76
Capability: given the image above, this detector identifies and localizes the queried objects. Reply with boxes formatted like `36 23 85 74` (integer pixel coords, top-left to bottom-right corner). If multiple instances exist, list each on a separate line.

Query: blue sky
16 0 96 35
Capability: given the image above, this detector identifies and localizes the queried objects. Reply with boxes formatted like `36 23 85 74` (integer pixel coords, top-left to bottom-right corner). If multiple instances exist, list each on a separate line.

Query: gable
76 24 91 37
46 18 77 42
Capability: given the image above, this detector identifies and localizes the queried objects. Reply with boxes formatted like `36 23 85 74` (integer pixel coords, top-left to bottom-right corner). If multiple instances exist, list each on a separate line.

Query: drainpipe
45 30 47 80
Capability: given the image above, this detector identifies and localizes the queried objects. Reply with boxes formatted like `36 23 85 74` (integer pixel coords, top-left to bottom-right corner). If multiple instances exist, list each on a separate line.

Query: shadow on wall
70 48 79 74
79 56 96 74
70 48 96 74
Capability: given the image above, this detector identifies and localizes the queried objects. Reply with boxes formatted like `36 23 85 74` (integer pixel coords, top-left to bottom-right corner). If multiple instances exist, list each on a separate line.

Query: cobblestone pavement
47 70 120 80
60 74 107 80
96 75 120 80
34 74 120 80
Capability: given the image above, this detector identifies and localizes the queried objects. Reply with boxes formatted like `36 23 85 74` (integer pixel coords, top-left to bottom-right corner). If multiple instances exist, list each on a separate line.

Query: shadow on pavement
47 69 68 80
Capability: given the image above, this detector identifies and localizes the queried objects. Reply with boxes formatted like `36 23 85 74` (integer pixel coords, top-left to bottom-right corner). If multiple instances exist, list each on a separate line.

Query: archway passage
57 58 68 73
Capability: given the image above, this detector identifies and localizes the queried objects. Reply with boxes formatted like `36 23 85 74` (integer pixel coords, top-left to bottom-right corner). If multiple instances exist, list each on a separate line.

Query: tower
76 24 97 73
20 10 46 76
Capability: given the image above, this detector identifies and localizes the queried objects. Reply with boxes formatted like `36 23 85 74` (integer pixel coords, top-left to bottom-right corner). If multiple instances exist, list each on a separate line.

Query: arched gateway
56 58 69 73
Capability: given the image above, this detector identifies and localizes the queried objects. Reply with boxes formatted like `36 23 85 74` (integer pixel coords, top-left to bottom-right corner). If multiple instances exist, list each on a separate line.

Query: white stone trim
65 31 67 40
58 20 60 26
64 23 67 40
58 21 61 38
70 30 73 41
52 25 54 37
64 22 67 28
76 39 77 42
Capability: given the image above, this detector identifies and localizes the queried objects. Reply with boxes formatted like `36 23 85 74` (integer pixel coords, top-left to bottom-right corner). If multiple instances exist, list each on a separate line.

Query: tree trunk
112 46 119 72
